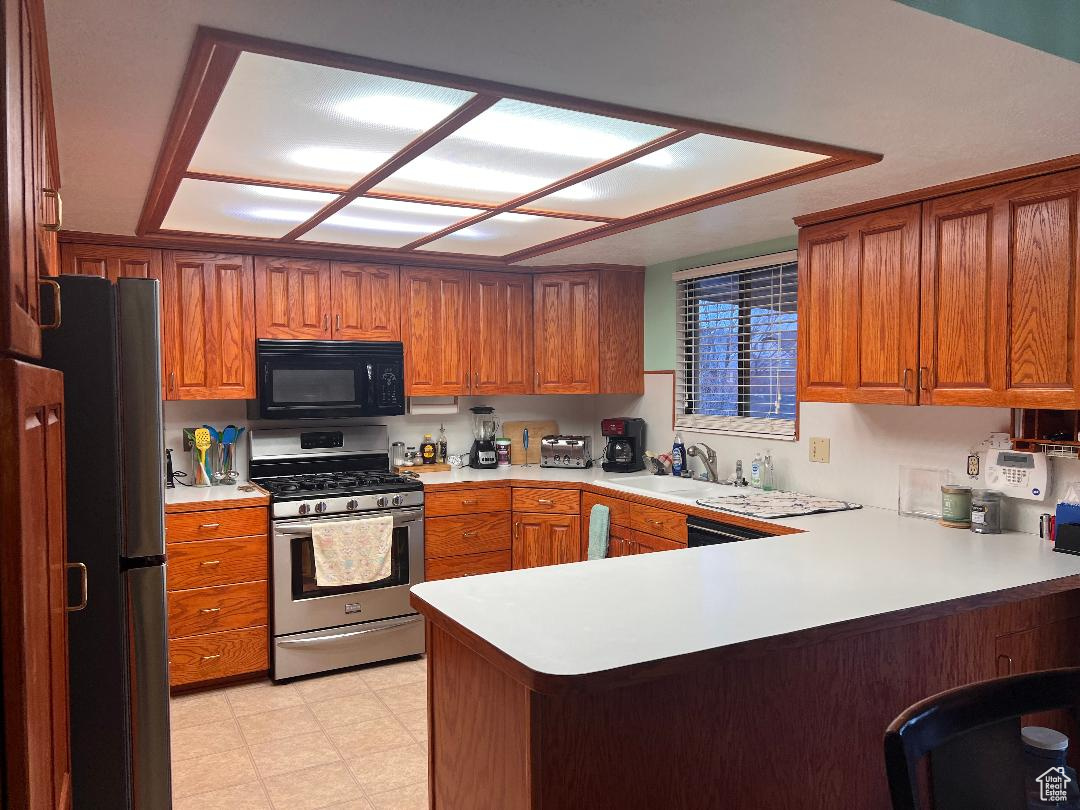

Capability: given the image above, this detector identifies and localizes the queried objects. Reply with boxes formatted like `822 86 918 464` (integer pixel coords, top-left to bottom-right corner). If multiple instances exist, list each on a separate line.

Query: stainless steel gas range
249 425 425 681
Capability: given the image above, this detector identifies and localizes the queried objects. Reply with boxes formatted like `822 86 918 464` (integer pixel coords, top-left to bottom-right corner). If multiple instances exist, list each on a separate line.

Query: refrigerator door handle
65 562 88 612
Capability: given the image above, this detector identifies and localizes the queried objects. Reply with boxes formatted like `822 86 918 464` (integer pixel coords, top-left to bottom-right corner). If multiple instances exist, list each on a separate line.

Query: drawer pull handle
200 654 221 662
199 607 221 614
200 560 222 567
462 531 477 538
537 499 555 506
461 499 477 505
199 523 221 529
648 519 663 525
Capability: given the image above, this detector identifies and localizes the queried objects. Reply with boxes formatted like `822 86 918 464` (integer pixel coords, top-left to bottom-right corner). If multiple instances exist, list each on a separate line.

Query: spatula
193 427 212 484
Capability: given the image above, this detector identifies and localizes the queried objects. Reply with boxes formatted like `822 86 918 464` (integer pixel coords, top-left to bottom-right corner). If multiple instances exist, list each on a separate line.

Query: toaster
540 435 593 469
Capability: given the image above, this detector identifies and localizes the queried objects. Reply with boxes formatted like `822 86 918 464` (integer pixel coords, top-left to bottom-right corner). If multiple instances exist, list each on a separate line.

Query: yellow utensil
194 427 212 485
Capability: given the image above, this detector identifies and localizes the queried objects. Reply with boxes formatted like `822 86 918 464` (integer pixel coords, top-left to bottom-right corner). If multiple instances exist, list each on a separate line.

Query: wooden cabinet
533 271 598 394
1 0 59 360
59 244 161 283
254 256 332 339
424 486 512 581
426 550 512 581
512 487 580 515
331 262 400 341
425 486 511 517
798 204 921 405
469 271 533 394
0 359 72 809
162 251 256 400
400 267 470 395
513 512 580 569
921 170 1080 408
629 503 688 544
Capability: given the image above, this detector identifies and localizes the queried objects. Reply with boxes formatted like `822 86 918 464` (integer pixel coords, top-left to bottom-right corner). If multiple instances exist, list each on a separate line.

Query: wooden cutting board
502 420 558 466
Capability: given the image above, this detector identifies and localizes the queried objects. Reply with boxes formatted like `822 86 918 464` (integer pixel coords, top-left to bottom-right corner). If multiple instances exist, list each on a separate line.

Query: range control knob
563 455 572 465
314 502 327 513
376 496 389 508
346 499 359 511
298 503 311 515
392 495 405 506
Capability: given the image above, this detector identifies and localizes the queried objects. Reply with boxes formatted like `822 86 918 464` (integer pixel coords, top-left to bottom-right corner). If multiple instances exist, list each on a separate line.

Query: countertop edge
164 485 270 513
411 572 1080 695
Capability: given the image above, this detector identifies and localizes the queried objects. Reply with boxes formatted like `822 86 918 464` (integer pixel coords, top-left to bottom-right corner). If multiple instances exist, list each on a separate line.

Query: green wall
644 235 797 370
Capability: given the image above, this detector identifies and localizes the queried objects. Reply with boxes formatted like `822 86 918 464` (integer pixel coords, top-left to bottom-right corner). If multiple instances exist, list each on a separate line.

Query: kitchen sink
610 474 720 497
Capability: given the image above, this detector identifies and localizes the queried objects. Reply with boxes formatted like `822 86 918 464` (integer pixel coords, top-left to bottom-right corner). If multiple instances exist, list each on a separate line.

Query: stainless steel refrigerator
41 275 172 809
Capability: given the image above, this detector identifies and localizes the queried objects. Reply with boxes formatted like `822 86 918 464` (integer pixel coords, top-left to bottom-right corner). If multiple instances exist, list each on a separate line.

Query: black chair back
884 667 1080 810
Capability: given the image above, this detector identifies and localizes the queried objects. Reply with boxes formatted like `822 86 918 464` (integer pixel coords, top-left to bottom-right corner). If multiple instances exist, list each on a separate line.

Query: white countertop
164 481 268 510
412 468 1080 678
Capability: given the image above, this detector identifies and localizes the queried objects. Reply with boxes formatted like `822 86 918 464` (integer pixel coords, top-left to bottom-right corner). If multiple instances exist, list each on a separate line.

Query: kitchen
4 2 1080 809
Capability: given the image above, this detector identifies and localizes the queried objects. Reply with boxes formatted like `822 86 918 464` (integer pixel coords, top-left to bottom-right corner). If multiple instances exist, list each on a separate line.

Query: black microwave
250 340 406 420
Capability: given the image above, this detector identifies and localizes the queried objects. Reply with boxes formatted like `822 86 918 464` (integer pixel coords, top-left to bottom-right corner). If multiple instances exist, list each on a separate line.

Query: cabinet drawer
426 488 510 517
582 490 631 527
166 507 267 543
630 529 686 554
629 503 687 543
167 536 267 590
167 581 267 638
169 626 268 687
426 550 512 581
426 513 511 558
512 487 580 514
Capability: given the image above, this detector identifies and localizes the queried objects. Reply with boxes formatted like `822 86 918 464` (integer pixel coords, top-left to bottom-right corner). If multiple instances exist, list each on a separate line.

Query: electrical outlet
967 453 980 478
809 437 830 463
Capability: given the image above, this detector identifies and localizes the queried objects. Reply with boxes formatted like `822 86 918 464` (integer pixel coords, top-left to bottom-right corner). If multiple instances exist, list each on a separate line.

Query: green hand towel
587 504 610 560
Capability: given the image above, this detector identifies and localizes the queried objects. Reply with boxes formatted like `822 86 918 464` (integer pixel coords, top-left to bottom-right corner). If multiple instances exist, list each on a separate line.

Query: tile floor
169 656 429 810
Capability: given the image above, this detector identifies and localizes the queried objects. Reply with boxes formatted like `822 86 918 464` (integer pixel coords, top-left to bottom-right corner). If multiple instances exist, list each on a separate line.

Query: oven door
255 340 405 419
272 508 424 636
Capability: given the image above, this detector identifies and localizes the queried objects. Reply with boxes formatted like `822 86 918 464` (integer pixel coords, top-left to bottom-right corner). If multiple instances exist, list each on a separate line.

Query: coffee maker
601 417 646 473
469 406 499 469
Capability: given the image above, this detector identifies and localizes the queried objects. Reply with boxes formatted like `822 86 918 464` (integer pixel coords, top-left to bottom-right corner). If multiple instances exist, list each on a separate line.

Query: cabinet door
331 262 400 341
254 257 331 339
513 513 581 569
580 506 632 559
533 272 598 394
400 267 469 396
162 252 255 400
0 359 72 809
59 244 161 283
470 272 533 395
631 530 685 554
797 204 921 404
922 171 1080 408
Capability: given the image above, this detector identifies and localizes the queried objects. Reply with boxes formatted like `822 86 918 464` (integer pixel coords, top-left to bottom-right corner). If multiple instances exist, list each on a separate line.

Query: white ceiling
46 0 1080 267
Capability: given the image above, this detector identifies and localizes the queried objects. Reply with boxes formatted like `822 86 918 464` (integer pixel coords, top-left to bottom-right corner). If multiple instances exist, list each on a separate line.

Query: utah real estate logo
1037 766 1072 803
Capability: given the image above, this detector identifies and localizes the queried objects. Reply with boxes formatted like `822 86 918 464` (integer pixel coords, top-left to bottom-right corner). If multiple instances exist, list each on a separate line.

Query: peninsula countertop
411 468 1080 685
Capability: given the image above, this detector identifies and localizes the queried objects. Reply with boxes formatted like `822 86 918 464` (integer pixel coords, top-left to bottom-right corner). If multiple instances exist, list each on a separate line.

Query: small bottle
420 434 436 465
671 433 686 477
436 424 448 464
735 459 744 486
750 451 762 488
762 451 776 492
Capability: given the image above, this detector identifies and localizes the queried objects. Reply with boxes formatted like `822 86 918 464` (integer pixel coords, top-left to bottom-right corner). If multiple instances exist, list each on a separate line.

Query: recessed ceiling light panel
422 211 605 256
189 53 476 187
299 196 489 248
161 178 338 237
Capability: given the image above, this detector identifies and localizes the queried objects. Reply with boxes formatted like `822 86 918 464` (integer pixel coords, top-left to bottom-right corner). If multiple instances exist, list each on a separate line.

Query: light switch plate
809 437 831 463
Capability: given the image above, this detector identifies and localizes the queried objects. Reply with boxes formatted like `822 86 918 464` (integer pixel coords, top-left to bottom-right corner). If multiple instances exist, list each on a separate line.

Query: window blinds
674 251 798 438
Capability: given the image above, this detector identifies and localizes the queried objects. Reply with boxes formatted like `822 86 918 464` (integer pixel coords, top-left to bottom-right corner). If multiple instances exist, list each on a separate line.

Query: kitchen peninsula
411 499 1080 809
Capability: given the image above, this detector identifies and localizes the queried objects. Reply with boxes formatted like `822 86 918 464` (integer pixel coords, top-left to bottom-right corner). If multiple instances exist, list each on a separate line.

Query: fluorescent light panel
161 178 337 238
422 211 603 256
299 196 489 248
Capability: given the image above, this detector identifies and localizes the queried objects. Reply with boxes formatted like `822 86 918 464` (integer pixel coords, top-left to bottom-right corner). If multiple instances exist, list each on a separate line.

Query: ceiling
46 0 1080 267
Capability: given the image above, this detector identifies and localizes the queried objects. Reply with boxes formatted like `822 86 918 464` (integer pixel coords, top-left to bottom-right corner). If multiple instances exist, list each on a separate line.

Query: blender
469 406 499 469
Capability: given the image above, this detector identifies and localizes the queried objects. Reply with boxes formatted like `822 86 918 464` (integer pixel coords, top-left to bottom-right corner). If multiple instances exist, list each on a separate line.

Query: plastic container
495 438 511 467
1022 726 1079 808
391 441 406 468
671 433 686 477
941 484 973 528
761 451 777 492
971 489 1003 534
750 451 762 488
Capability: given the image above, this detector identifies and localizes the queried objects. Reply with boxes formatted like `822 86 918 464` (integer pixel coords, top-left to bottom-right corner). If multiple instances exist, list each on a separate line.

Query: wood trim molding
136 36 241 235
793 152 1080 227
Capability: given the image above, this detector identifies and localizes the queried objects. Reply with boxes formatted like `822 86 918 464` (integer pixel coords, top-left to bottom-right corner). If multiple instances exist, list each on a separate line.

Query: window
674 251 798 438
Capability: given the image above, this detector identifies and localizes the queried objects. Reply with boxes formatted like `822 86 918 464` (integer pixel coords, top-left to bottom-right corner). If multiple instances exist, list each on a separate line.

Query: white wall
600 373 1079 534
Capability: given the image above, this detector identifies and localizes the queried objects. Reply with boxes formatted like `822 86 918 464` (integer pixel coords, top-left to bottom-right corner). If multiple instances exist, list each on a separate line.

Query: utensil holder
190 440 216 487
213 442 240 486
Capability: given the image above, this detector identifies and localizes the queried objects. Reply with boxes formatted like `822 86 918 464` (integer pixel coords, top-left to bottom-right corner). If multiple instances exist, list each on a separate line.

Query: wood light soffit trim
138 26 882 262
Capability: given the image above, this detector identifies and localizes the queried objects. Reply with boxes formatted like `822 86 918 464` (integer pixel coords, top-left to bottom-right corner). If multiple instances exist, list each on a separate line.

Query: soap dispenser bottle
750 451 763 488
671 433 686 477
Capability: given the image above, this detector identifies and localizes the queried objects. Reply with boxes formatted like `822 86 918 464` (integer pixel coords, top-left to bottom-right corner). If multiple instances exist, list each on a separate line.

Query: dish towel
311 516 394 587
587 504 610 560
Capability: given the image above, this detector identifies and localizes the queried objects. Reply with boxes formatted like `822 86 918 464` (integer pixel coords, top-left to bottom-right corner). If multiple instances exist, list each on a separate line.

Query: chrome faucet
686 443 719 483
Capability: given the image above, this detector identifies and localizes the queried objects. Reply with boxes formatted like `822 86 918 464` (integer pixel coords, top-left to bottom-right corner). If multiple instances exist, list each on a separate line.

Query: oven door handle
277 616 421 648
277 516 421 537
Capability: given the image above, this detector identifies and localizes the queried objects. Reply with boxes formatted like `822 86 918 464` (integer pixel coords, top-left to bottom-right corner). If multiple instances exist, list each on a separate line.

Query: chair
884 667 1080 810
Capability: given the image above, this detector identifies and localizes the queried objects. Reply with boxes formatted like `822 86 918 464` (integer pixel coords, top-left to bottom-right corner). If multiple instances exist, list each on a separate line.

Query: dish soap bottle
750 451 763 488
420 434 436 465
671 433 686 477
436 424 448 464
761 451 776 491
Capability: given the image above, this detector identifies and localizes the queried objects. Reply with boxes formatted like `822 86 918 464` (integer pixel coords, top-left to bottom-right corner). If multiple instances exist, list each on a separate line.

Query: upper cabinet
162 252 256 400
254 257 332 339
798 204 921 405
331 262 400 341
470 271 532 395
798 167 1080 410
60 243 161 283
400 267 470 396
0 0 59 360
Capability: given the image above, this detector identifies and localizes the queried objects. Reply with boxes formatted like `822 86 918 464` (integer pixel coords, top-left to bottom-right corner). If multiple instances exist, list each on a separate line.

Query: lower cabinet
165 504 269 688
425 487 513 581
513 512 581 569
